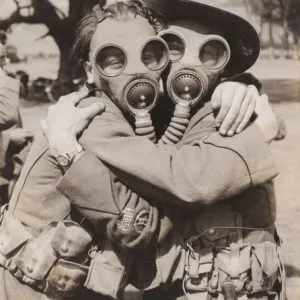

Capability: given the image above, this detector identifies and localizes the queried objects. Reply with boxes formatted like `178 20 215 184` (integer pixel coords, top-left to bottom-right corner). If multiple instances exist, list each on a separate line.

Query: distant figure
0 30 33 203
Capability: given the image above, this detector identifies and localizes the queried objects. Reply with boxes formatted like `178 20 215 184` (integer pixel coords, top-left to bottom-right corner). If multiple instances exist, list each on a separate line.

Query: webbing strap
229 244 240 279
8 132 48 215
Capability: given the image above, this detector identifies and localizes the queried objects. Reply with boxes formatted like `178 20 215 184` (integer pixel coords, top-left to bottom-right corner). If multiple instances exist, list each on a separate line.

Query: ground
9 58 300 299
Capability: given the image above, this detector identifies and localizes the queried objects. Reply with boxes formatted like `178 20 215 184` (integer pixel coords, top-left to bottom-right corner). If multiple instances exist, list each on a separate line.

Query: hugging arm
57 97 277 209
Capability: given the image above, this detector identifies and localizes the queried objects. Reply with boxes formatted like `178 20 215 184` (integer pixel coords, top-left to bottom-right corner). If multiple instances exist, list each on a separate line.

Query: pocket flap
85 240 130 299
15 238 57 280
0 214 32 256
253 242 278 277
46 259 88 292
216 244 251 276
51 221 92 259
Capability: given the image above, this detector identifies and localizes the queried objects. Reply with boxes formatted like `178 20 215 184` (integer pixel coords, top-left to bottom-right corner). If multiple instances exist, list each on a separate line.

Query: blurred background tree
0 0 299 100
242 0 300 58
0 0 100 99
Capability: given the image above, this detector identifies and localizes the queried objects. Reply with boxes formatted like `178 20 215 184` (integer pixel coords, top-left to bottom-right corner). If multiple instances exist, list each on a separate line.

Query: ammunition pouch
183 204 284 300
85 239 133 299
0 210 92 299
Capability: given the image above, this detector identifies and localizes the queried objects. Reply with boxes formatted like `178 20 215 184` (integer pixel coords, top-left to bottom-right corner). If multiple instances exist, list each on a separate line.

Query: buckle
88 241 104 260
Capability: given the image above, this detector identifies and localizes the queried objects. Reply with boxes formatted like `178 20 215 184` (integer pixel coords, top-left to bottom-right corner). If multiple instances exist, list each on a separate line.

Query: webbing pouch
185 245 214 292
0 213 31 257
186 246 214 277
50 221 92 259
85 240 132 299
215 243 251 293
14 222 59 281
45 259 88 294
251 241 278 293
14 238 57 281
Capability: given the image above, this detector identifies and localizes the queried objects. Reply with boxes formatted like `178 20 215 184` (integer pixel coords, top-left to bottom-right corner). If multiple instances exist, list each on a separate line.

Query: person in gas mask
0 2 262 300
0 30 25 204
40 1 282 300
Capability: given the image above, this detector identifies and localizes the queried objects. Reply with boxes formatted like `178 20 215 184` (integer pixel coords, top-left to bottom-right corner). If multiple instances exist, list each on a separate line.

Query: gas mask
156 25 231 145
159 27 231 107
89 6 169 141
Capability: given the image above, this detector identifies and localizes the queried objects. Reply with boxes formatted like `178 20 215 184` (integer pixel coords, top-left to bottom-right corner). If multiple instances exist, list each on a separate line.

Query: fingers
215 87 235 128
274 115 287 141
211 85 222 112
229 85 258 134
58 89 89 106
23 129 33 137
259 93 269 103
236 98 256 134
219 85 247 135
80 102 106 121
23 130 34 142
254 93 269 116
226 92 253 136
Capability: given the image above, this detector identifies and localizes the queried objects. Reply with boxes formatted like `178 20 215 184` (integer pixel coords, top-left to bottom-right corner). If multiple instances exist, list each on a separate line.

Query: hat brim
145 0 260 77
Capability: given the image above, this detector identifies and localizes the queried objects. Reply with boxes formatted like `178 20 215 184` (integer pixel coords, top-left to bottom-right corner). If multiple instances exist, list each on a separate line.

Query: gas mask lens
199 39 230 69
160 33 185 62
95 45 126 77
141 39 169 71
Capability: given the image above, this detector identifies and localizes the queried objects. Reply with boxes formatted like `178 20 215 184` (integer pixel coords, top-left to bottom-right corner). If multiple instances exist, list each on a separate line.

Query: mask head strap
93 5 106 23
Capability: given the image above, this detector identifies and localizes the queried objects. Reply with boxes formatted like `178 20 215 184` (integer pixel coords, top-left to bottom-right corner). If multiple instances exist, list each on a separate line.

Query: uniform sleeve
221 72 262 93
57 97 277 210
93 124 276 207
56 97 160 251
0 75 19 130
57 151 159 251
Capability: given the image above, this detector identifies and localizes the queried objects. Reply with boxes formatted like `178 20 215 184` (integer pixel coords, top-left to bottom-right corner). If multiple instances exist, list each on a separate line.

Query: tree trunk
282 20 290 59
0 0 99 100
258 18 264 42
269 21 276 58
48 27 85 101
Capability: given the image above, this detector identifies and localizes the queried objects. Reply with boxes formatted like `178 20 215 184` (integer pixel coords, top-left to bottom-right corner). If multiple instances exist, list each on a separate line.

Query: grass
262 79 300 103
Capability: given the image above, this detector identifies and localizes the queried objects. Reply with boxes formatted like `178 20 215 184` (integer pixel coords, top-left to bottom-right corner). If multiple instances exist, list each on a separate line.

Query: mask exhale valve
159 70 206 145
125 79 159 142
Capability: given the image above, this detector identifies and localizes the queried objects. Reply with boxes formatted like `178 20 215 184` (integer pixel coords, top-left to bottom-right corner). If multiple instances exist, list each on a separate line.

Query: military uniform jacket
8 91 277 240
53 96 278 291
4 89 278 297
0 75 19 186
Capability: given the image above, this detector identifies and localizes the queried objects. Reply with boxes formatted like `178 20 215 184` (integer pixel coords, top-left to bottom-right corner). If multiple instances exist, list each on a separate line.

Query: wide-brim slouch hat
99 0 260 77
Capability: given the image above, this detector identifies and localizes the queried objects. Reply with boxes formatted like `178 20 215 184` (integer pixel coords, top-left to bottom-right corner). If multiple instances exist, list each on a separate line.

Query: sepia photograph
0 0 299 299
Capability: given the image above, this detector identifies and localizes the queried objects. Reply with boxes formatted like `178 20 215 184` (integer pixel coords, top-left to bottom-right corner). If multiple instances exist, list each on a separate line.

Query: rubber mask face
159 21 231 107
89 15 169 116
